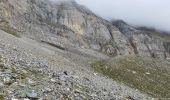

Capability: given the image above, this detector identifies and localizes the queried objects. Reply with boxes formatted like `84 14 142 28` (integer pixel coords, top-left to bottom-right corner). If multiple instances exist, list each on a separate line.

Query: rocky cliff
0 0 136 57
1 0 170 60
1 0 169 59
112 20 170 59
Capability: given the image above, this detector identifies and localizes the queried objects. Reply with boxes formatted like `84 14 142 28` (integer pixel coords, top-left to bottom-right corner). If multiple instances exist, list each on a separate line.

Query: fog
75 0 170 32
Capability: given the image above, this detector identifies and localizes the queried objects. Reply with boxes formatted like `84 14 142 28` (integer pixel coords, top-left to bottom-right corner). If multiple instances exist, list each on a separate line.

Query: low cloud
75 0 170 32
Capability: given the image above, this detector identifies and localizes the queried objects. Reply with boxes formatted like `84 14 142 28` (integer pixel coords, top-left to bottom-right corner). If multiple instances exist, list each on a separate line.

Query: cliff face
112 20 170 59
0 0 169 59
0 0 133 56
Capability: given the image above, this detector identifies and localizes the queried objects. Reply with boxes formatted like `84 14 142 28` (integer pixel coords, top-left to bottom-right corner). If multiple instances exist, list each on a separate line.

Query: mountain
112 20 170 59
0 0 170 99
1 0 170 58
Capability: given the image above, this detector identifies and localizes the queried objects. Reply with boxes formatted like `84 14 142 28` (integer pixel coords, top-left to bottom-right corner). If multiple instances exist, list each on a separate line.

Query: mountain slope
92 56 170 97
112 20 170 59
0 0 170 99
0 0 135 56
0 24 148 100
1 0 170 59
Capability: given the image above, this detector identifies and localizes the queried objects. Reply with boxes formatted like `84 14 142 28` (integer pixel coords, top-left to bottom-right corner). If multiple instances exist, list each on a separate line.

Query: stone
63 71 68 75
59 76 67 81
74 89 83 94
3 76 14 85
23 99 30 100
90 93 97 97
44 87 53 93
50 78 56 83
132 71 136 74
26 90 38 99
12 98 19 100
65 87 70 92
94 73 98 76
38 98 43 100
0 48 2 52
19 84 26 87
0 82 4 88
27 79 36 85
145 72 151 75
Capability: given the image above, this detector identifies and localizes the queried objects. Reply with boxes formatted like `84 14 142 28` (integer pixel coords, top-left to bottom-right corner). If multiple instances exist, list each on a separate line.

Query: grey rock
0 82 4 88
50 78 57 83
112 20 170 59
44 87 53 93
26 90 38 98
63 71 68 75
3 76 14 85
27 79 36 85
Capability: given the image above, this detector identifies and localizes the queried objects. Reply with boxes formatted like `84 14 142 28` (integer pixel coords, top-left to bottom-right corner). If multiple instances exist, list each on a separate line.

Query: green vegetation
0 27 20 37
0 20 20 37
92 56 170 98
0 94 4 100
152 32 170 42
1 28 20 37
74 84 89 93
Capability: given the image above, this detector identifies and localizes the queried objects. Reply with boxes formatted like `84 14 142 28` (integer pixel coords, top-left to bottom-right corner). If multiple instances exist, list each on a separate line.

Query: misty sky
75 0 170 32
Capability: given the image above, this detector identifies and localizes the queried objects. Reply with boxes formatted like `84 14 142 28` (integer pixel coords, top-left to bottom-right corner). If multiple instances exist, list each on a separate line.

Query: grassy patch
0 20 20 37
0 27 20 37
92 56 170 98
151 32 170 42
0 94 4 100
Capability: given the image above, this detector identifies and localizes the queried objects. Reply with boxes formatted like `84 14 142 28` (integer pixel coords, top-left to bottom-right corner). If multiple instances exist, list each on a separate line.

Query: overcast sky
75 0 170 32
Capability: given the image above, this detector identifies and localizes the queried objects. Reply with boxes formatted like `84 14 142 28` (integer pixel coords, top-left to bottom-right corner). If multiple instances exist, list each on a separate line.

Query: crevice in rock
129 37 139 55
106 25 113 39
163 42 170 53
41 40 66 51
144 39 156 58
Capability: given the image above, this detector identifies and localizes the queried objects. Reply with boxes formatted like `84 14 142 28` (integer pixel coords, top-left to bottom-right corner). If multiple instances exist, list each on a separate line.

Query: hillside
92 56 170 98
0 0 170 99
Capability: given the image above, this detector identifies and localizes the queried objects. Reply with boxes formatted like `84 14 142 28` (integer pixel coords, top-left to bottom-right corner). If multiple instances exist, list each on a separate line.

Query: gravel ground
0 30 150 100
